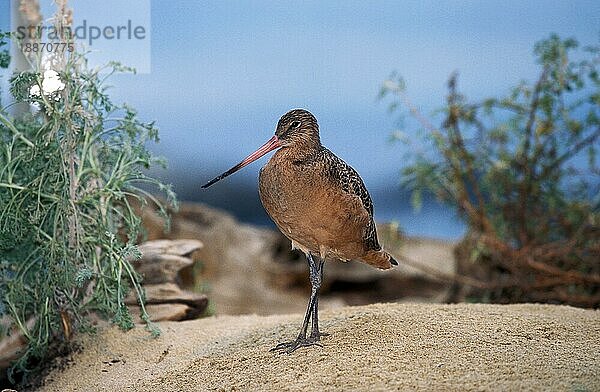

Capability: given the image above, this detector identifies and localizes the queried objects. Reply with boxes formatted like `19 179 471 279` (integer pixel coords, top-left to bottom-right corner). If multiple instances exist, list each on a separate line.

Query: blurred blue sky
2 1 599 239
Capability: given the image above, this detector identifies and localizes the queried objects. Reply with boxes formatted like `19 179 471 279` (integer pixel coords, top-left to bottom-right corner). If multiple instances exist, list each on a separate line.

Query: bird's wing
323 149 381 251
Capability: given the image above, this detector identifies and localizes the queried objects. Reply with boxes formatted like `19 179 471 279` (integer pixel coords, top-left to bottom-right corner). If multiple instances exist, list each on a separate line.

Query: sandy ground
40 303 599 392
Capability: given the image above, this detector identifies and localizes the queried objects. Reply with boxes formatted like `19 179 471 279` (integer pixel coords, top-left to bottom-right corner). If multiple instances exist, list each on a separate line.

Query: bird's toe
270 336 324 353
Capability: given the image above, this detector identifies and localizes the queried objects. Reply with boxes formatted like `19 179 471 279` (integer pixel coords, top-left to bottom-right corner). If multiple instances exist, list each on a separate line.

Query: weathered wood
138 201 457 315
128 239 208 321
138 239 203 258
0 318 35 370
128 304 193 322
132 239 203 284
126 283 208 321
133 253 195 284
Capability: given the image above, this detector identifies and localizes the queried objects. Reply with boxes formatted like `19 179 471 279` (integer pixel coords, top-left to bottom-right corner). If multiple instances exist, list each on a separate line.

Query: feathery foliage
0 30 176 380
381 34 600 307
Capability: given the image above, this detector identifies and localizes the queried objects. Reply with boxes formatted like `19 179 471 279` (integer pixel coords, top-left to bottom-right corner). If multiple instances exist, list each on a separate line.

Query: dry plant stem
517 68 549 246
444 74 494 235
396 80 495 235
65 128 78 253
19 0 42 24
537 126 600 181
395 247 599 293
393 66 599 304
481 234 600 283
395 254 489 289
524 256 600 285
0 0 174 376
395 88 438 134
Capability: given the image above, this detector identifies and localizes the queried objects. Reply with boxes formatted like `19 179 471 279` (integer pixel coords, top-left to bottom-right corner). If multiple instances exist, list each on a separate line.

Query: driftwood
138 201 461 314
133 239 203 284
393 73 600 308
126 283 209 322
0 318 35 371
127 239 209 322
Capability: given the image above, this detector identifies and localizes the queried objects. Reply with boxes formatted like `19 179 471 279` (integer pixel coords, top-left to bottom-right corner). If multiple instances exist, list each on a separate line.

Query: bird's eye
290 121 301 129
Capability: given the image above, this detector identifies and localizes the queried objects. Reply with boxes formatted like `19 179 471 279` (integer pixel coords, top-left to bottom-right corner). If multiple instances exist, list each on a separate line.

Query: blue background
2 1 599 239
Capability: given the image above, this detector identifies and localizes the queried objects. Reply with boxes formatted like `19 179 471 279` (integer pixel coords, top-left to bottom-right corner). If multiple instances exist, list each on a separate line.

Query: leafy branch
381 34 600 307
0 5 176 381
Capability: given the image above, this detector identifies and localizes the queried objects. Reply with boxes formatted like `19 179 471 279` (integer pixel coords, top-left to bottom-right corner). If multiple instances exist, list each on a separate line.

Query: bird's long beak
202 135 282 188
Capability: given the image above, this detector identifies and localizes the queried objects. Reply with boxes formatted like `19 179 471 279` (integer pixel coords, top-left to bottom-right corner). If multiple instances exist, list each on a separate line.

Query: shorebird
202 109 397 353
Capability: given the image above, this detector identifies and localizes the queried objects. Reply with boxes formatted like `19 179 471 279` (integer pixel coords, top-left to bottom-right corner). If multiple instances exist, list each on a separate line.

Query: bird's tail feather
361 249 398 270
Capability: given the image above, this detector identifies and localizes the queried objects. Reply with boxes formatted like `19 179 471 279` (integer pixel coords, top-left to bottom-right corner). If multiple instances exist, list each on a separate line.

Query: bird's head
201 108 320 188
275 109 320 148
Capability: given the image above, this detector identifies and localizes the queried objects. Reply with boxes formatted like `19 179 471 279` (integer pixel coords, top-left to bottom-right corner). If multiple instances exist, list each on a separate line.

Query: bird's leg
270 253 325 353
309 258 328 341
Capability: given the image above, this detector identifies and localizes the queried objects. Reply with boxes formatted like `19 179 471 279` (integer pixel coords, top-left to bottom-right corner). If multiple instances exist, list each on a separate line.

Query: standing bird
202 109 397 353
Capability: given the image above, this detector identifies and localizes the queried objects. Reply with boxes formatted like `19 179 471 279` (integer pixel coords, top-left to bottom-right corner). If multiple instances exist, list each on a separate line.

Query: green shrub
0 28 176 380
381 34 600 307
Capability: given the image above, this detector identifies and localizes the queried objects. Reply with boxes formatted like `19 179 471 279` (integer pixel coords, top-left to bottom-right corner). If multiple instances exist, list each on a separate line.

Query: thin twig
395 254 490 289
445 74 493 235
0 113 35 147
537 125 600 180
517 68 549 245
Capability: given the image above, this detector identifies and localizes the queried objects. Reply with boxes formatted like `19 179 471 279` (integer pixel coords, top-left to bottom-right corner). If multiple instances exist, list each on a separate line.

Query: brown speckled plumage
259 109 395 269
202 108 396 352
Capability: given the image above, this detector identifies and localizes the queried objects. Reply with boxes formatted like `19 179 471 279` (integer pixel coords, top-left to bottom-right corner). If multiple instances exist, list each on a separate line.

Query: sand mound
41 303 599 391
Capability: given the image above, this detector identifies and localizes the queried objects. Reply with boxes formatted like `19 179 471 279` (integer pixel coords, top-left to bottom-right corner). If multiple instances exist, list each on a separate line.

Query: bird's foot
270 336 323 354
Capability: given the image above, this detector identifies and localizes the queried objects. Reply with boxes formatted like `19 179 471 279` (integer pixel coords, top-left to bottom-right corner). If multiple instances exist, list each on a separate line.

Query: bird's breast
258 154 368 259
259 158 315 224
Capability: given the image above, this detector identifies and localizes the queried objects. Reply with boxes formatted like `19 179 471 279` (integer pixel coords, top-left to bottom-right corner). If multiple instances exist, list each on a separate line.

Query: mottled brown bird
202 109 397 352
